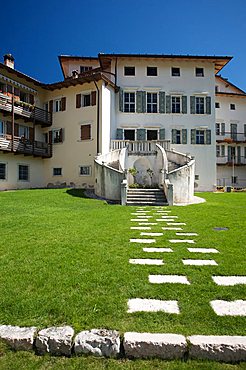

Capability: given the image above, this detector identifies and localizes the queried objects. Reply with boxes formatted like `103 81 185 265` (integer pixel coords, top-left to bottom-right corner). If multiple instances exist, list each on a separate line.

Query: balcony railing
0 93 52 126
216 156 246 165
111 140 170 154
0 135 52 158
216 132 246 143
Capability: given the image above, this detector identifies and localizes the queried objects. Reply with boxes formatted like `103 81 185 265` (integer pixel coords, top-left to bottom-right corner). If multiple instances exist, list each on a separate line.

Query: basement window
80 166 91 176
53 168 62 176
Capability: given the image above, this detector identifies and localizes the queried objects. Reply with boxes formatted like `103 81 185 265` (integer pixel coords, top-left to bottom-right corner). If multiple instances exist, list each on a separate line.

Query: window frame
53 167 62 176
124 129 136 140
171 96 181 113
0 162 7 180
171 67 180 77
215 102 220 108
124 66 135 76
195 97 205 114
80 124 91 141
230 103 236 110
195 67 204 77
83 93 91 107
146 92 158 113
52 128 63 144
196 130 205 144
123 92 135 113
18 164 29 182
79 165 91 176
54 98 62 112
147 66 158 76
80 66 92 73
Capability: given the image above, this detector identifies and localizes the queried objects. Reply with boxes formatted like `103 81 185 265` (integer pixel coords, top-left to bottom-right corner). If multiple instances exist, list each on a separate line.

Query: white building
0 52 245 204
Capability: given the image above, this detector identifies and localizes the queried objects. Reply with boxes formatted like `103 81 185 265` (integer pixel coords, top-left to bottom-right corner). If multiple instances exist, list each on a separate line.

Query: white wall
100 84 111 154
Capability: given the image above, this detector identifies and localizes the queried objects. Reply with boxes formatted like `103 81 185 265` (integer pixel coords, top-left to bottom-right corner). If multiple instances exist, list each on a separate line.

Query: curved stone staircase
126 188 168 206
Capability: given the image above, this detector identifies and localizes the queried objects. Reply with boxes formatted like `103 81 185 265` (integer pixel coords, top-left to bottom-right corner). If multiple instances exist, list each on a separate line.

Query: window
216 145 220 157
124 66 135 76
216 123 220 135
80 166 91 176
232 176 238 184
147 129 158 140
0 121 5 136
53 168 62 176
172 129 187 144
52 129 63 143
221 145 225 156
124 92 135 112
44 102 49 112
147 67 157 76
215 102 220 108
215 85 219 93
196 130 205 144
244 124 246 137
0 163 6 180
80 66 92 73
147 92 158 113
80 124 91 140
230 103 236 110
216 122 225 136
18 165 29 181
19 125 29 139
0 82 6 93
171 67 180 76
54 99 62 112
83 94 91 107
124 129 135 140
172 96 181 113
195 67 204 77
195 175 199 180
196 97 205 114
244 147 246 159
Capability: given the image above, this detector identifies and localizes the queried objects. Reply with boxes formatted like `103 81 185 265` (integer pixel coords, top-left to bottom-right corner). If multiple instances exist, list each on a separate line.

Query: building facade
0 52 245 195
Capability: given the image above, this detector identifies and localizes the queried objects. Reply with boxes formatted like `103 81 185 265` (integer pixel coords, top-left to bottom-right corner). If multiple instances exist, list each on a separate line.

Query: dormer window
80 66 92 73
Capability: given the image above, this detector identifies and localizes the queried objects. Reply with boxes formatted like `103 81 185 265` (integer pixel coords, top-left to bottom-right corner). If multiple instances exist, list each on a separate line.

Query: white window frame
146 66 158 77
18 164 29 182
230 103 236 110
19 125 29 139
147 92 158 113
195 97 205 114
146 129 158 140
0 121 6 136
53 167 62 176
79 165 91 176
124 92 135 113
171 96 181 113
171 67 180 77
196 130 205 144
54 98 62 112
123 128 136 140
52 128 63 144
195 67 204 77
82 93 91 107
124 66 135 76
0 162 7 181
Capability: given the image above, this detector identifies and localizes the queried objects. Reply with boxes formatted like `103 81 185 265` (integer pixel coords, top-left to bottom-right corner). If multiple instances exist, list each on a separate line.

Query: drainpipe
94 80 100 154
11 86 14 152
115 58 118 86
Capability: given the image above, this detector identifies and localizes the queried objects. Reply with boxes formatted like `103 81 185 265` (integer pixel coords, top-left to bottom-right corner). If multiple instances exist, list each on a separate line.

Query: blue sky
2 0 246 90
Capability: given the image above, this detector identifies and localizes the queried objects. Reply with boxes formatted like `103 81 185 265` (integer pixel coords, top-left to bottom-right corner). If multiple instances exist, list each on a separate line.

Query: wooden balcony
217 156 246 166
0 93 52 126
111 140 170 155
216 132 246 143
0 135 52 158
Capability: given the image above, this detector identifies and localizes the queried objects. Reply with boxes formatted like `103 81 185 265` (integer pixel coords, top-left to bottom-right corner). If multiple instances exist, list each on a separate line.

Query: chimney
4 54 15 69
72 70 79 79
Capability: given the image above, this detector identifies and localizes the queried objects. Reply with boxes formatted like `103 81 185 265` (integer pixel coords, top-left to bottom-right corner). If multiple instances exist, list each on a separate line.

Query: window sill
77 139 93 142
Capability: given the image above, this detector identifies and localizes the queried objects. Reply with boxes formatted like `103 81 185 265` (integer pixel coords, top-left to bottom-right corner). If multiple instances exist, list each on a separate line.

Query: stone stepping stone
0 325 37 351
127 298 180 314
149 275 190 284
161 216 178 219
131 219 149 222
212 276 246 286
140 232 163 236
210 300 246 316
129 259 164 265
176 233 198 236
136 210 151 213
157 210 171 213
167 223 186 226
136 216 152 218
156 219 171 222
130 239 156 244
131 227 151 230
143 248 173 253
169 239 195 244
162 227 183 230
36 326 74 356
183 259 218 266
188 248 219 253
131 213 148 216
188 335 246 362
139 223 158 225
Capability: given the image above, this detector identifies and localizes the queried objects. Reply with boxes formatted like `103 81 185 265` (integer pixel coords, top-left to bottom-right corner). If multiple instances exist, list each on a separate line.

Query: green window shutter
221 122 225 135
137 128 146 141
136 91 143 113
119 89 123 112
182 96 187 114
166 95 171 113
182 129 187 144
206 130 211 145
159 128 165 140
116 128 123 140
142 91 146 113
159 92 166 113
172 129 177 144
206 96 211 114
244 124 246 137
190 96 195 114
237 146 241 163
228 146 232 161
191 129 196 144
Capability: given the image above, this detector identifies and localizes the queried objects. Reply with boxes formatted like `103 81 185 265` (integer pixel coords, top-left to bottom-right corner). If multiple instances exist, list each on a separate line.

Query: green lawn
0 189 245 369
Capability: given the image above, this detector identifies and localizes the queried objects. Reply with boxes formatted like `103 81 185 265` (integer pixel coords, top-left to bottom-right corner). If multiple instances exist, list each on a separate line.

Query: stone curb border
0 325 246 363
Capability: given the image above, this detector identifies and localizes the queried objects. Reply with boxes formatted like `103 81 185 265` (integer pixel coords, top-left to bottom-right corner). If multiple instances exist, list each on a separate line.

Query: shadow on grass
66 189 88 199
66 188 120 205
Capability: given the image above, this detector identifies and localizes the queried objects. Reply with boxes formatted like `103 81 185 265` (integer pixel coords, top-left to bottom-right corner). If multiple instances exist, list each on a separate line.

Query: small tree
128 167 138 184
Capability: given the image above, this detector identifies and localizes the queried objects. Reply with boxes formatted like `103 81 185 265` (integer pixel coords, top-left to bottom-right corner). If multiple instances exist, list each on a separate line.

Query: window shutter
191 129 196 144
76 94 81 108
166 95 171 113
14 123 19 136
29 127 34 141
206 96 211 114
81 124 91 140
142 91 146 113
159 92 165 113
137 128 146 141
119 89 123 112
61 97 66 111
91 91 96 106
6 121 12 135
237 146 241 163
59 128 63 142
206 130 211 145
182 96 187 114
14 87 20 97
190 96 195 114
228 146 232 161
244 124 246 137
29 94 34 105
159 128 165 140
116 128 123 140
136 91 144 113
48 130 53 144
49 100 53 113
221 122 225 135
172 129 177 144
182 129 187 144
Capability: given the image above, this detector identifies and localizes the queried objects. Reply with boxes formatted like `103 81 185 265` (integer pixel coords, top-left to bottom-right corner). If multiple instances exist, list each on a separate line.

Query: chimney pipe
4 54 15 69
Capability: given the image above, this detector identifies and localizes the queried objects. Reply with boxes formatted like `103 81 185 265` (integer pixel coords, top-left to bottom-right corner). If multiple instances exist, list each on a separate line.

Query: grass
0 189 245 369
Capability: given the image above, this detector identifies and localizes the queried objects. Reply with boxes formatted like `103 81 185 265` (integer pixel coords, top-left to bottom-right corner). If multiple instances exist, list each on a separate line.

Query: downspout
94 80 100 154
11 86 14 152
115 58 118 86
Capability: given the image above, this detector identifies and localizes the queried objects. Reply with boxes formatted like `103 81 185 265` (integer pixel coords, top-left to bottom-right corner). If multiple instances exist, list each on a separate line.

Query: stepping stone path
127 205 245 331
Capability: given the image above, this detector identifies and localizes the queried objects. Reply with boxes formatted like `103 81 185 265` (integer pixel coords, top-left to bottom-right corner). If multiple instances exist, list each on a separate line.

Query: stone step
127 201 168 206
126 187 168 206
